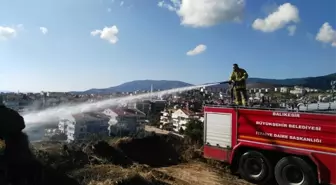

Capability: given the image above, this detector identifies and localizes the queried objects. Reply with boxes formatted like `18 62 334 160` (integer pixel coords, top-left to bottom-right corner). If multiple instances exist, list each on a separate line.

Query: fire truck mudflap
203 106 336 185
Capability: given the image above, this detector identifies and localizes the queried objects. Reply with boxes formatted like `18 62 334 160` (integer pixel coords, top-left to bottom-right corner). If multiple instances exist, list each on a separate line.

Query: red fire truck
203 106 336 185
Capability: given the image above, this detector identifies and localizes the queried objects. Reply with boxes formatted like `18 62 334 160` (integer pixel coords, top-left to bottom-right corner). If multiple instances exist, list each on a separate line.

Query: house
102 108 145 136
159 109 173 130
58 112 110 143
103 108 146 123
150 100 166 114
290 86 307 96
160 110 170 124
127 100 152 115
171 108 203 132
280 87 289 93
44 128 61 139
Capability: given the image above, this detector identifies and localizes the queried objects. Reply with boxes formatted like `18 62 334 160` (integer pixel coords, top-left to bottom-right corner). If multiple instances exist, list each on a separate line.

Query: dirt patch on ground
34 134 186 168
69 164 175 185
29 134 254 185
113 135 184 167
88 141 132 167
68 162 251 185
157 162 251 185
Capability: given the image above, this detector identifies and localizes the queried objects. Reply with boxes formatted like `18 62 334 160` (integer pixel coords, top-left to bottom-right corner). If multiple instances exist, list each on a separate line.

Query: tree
189 102 202 112
184 118 204 145
148 113 160 127
178 127 184 134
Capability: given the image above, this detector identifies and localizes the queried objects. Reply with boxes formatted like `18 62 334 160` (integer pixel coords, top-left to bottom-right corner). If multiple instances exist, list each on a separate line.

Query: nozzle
218 81 230 84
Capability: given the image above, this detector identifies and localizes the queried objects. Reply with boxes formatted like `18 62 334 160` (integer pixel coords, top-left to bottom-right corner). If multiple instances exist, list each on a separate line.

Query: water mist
22 83 218 129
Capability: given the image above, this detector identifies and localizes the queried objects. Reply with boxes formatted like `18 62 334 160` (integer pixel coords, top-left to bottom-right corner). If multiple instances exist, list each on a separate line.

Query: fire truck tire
238 151 273 184
274 156 317 185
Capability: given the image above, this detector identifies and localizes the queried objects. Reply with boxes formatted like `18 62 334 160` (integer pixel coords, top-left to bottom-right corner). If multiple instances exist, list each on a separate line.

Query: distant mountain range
2 74 335 94
72 80 192 94
72 73 336 94
247 73 336 90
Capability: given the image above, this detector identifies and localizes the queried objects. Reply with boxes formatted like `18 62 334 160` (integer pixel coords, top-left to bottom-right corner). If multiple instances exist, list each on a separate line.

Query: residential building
290 87 307 96
150 100 166 114
44 128 60 139
171 108 203 132
159 109 172 130
103 108 146 122
171 109 190 132
135 100 151 115
102 108 145 136
280 87 289 93
59 112 110 142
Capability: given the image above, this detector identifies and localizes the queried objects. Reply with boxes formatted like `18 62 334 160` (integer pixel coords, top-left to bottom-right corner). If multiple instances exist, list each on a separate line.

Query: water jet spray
22 82 222 129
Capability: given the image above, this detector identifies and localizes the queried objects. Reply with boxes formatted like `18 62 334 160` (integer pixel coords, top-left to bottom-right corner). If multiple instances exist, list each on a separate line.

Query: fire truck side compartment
203 106 336 185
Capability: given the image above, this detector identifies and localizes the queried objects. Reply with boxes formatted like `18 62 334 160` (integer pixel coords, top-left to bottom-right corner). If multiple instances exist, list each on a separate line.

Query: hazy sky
0 0 335 92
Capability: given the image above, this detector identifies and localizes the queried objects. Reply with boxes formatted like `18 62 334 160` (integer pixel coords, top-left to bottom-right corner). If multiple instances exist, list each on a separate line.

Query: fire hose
203 81 235 104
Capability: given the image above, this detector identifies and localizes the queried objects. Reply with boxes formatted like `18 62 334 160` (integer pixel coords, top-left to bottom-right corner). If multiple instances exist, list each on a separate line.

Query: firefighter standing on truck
229 64 248 106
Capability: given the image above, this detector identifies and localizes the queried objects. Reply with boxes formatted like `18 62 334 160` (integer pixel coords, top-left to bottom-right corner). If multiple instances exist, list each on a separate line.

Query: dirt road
157 162 252 185
78 162 252 185
144 125 170 135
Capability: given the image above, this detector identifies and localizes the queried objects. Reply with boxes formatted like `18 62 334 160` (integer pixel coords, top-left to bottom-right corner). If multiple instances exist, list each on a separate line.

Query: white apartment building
171 109 190 132
160 110 170 125
59 112 110 143
280 87 289 93
159 110 172 129
290 86 307 95
171 108 203 132
102 108 145 136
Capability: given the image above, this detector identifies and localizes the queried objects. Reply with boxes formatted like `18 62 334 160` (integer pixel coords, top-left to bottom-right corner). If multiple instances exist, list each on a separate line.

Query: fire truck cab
203 105 336 185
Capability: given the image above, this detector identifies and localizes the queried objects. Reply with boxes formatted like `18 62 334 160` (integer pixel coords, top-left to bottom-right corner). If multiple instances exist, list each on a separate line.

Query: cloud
39 27 48 35
287 25 296 36
120 1 124 6
0 26 17 40
158 1 178 11
252 3 299 33
158 0 245 28
107 8 112 12
91 25 119 44
186 44 207 56
316 22 336 47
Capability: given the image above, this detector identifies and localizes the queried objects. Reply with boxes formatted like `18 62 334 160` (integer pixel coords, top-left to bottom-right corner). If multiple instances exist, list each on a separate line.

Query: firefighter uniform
229 66 248 106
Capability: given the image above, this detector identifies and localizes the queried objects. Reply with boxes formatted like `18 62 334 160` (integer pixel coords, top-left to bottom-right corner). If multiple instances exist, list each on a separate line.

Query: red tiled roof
181 109 194 116
110 108 142 117
72 112 109 121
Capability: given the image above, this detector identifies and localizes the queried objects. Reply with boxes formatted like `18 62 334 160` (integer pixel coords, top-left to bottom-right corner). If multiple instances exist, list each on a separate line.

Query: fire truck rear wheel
238 151 273 184
275 156 317 185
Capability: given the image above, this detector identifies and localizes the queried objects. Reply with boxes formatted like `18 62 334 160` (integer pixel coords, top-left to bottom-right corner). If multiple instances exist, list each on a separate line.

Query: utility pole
150 84 153 101
331 80 336 102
